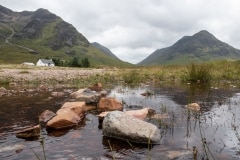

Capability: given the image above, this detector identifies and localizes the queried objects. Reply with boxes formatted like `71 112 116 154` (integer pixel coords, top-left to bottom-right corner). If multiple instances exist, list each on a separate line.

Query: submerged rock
102 111 161 144
0 144 25 153
98 97 123 111
16 125 40 139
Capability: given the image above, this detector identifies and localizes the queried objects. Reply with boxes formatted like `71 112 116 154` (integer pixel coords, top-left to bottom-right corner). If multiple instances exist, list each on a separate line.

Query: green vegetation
182 63 212 83
0 60 239 87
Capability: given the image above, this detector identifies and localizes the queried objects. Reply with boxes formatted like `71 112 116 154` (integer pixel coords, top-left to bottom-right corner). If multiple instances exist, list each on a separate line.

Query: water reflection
0 83 239 159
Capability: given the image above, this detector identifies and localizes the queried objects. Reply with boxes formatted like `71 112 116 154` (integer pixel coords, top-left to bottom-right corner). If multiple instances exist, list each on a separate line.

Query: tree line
51 56 90 67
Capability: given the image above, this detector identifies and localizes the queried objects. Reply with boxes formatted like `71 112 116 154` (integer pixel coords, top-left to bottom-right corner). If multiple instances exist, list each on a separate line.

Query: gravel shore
0 66 107 83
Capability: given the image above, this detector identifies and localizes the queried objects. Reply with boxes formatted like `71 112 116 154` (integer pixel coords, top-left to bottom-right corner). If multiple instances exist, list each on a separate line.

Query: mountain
138 30 240 65
0 5 130 67
91 42 119 60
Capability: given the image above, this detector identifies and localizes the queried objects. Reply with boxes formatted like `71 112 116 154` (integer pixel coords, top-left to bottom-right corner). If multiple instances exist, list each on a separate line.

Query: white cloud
1 0 240 63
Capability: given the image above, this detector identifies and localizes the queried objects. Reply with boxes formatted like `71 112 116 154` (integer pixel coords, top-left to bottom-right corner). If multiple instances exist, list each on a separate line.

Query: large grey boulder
70 88 106 104
102 111 161 144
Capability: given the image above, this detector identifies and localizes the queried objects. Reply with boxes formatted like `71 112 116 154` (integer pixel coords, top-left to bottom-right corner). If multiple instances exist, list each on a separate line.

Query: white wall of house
36 59 55 67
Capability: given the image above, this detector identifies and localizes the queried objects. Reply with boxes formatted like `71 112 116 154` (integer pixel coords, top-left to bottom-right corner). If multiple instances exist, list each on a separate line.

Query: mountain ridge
139 30 240 65
0 5 131 67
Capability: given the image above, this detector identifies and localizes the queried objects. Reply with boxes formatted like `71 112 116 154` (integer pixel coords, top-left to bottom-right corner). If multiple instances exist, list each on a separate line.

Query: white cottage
36 59 55 67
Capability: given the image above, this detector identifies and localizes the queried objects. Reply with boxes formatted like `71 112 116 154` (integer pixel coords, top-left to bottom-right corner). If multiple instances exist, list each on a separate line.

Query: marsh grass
182 63 212 83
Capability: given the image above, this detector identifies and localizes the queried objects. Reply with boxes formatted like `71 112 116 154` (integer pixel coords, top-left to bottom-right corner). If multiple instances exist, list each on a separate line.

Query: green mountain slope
0 5 130 67
139 30 240 65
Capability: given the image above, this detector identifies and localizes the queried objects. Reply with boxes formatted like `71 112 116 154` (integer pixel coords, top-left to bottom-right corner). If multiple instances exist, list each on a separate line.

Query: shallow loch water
0 83 240 160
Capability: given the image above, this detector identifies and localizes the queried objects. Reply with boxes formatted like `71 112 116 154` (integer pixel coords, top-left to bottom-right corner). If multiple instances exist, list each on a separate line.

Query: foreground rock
16 125 40 139
47 102 86 129
98 97 123 111
70 88 106 104
103 111 160 144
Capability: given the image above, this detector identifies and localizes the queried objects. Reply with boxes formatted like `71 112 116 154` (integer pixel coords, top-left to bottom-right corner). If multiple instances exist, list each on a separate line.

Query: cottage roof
39 59 54 64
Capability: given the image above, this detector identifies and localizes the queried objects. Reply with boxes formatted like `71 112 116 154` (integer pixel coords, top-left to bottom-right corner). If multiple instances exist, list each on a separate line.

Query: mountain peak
193 30 216 40
139 30 240 65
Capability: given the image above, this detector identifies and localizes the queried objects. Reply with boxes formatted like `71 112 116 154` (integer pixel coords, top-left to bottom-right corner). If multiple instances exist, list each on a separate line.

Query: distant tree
52 58 61 66
82 57 90 67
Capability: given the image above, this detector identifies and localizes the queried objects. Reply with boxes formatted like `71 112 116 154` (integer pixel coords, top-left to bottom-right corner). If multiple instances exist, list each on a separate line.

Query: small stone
39 110 56 123
185 103 200 111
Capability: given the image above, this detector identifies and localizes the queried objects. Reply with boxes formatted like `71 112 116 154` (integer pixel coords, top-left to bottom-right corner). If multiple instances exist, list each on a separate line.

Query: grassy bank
0 60 240 87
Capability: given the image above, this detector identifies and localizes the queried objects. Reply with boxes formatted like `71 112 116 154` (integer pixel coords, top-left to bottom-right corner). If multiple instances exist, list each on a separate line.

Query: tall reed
183 63 212 83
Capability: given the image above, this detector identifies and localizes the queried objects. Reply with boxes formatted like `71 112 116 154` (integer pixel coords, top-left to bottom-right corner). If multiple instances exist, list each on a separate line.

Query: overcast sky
1 0 240 64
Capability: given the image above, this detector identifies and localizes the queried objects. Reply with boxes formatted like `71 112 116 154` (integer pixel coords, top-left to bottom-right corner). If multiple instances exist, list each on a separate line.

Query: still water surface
0 83 240 160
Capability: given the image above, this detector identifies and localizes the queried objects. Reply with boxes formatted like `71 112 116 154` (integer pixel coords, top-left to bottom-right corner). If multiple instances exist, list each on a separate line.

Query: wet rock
89 82 103 92
70 88 104 104
47 102 86 129
98 108 154 120
98 97 123 111
149 150 192 160
125 108 152 120
148 113 170 120
39 110 56 123
103 111 161 144
60 102 86 114
47 110 82 129
0 87 8 96
38 84 48 91
141 91 153 97
97 97 123 111
16 125 40 139
0 144 25 153
185 103 200 111
51 91 65 97
166 150 192 159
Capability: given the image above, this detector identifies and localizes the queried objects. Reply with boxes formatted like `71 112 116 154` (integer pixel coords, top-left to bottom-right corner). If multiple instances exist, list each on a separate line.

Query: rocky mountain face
139 30 240 65
0 5 128 66
91 42 119 59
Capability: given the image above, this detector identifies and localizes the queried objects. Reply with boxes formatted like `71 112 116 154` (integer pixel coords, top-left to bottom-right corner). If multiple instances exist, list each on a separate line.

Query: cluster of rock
15 83 162 144
15 82 201 145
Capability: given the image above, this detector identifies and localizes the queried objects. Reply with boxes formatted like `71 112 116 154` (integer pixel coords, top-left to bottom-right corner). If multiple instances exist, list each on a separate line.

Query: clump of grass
0 77 11 85
182 63 212 83
122 70 142 84
19 70 30 74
